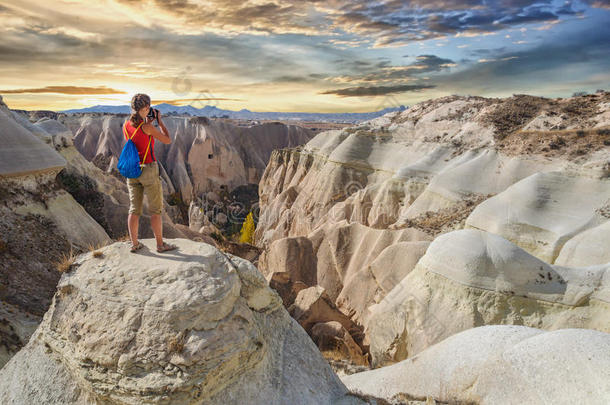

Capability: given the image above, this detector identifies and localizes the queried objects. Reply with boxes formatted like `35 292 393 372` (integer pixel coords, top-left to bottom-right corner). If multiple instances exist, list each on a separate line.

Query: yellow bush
239 212 255 244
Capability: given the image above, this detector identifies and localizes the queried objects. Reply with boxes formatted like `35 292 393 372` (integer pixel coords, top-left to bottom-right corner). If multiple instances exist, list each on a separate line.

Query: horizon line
11 103 407 115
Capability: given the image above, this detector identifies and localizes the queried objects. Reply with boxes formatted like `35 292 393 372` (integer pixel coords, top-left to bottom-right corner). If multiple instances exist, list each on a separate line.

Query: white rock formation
342 325 610 405
0 239 364 405
555 221 610 266
0 97 66 176
34 117 73 138
466 171 610 263
0 98 113 248
256 94 610 248
366 229 610 365
254 92 610 361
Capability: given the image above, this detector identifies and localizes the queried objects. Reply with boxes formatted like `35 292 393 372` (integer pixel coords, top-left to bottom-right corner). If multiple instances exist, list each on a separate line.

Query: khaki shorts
127 162 163 216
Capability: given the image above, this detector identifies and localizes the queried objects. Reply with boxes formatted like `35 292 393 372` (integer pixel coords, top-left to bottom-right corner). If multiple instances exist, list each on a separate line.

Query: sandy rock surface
342 325 610 405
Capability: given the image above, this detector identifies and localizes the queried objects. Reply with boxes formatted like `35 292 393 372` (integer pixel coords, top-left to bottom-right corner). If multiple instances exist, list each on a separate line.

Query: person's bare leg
150 214 163 248
128 213 140 246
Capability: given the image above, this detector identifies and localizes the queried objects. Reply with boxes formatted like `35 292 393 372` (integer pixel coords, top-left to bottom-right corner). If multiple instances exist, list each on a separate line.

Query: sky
0 0 608 113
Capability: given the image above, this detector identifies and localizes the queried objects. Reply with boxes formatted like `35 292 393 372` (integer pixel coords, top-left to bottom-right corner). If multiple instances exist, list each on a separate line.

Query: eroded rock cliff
0 96 111 368
254 92 610 366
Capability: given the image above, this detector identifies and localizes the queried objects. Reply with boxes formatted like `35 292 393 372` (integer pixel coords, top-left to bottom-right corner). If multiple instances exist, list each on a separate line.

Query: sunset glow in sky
0 0 608 112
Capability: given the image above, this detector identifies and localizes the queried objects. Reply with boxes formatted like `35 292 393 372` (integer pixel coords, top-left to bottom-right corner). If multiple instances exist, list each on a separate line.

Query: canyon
1 92 609 404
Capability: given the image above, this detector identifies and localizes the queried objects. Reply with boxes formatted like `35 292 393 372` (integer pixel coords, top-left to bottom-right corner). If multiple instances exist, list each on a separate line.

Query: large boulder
0 238 363 405
311 321 369 368
289 286 363 345
366 229 610 365
342 325 610 405
258 236 317 307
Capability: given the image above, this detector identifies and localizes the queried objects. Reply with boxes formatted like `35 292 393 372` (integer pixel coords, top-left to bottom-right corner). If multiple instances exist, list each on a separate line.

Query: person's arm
142 112 171 144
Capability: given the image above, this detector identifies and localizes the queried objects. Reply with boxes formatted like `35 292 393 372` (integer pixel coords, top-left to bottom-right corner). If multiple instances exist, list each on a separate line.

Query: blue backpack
118 121 151 178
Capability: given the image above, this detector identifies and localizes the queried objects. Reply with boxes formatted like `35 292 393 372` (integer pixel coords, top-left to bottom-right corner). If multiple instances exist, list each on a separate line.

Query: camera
147 108 158 121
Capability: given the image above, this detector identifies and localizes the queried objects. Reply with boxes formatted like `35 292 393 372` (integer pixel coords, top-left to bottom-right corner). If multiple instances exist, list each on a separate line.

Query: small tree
239 212 255 244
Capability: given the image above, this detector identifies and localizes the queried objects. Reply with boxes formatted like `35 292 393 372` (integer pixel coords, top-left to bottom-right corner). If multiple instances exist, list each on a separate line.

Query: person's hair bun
129 93 151 125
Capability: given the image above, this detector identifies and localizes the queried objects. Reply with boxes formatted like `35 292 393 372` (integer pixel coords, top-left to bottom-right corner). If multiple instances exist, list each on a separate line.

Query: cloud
309 73 329 79
429 20 610 93
319 83 435 97
0 0 600 78
115 0 326 36
477 56 519 63
323 54 456 86
582 1 610 9
0 10 314 88
323 0 583 47
470 47 508 56
271 74 330 83
1 0 608 111
411 55 456 72
0 86 127 94
107 0 592 48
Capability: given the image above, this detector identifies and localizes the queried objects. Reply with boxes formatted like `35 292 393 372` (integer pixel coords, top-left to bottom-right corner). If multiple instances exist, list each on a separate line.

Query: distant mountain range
61 103 407 123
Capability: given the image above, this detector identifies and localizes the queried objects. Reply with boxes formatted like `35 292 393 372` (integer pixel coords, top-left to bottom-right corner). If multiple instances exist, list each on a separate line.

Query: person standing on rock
123 93 176 253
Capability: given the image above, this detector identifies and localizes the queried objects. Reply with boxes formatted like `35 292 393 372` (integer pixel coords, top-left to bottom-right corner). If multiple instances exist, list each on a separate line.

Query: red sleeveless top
124 120 156 164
